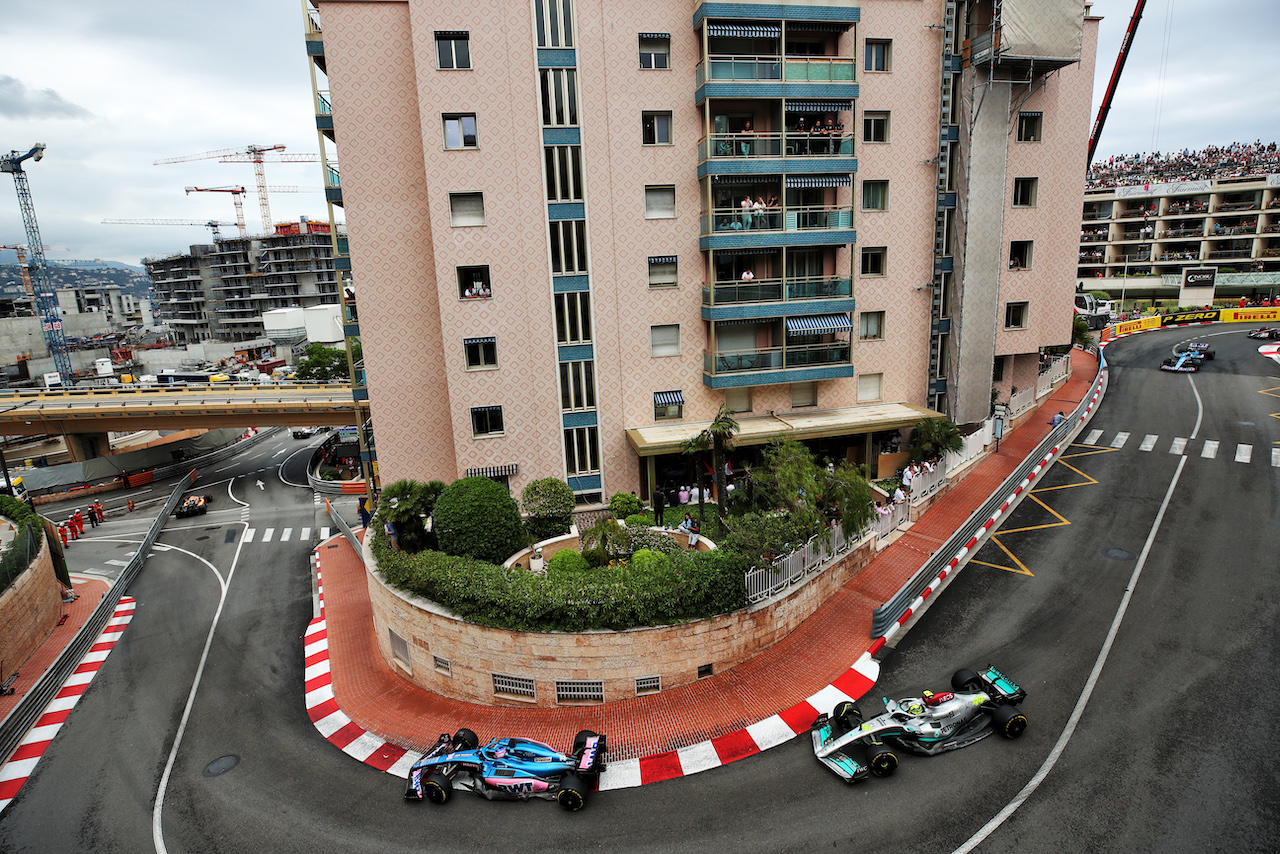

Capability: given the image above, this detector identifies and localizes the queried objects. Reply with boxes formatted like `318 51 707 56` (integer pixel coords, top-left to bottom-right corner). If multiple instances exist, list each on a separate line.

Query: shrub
433 476 527 564
623 524 682 556
375 479 446 553
581 547 607 567
522 477 575 543
547 548 590 575
0 496 45 594
608 491 644 519
625 511 656 528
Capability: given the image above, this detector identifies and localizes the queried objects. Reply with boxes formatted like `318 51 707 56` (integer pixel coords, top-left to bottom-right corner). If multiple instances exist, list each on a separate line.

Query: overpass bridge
0 384 360 460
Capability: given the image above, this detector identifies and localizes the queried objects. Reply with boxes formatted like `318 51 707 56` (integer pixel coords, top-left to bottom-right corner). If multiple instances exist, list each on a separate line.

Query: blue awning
713 173 781 183
786 175 852 189
785 100 853 112
787 22 852 33
786 313 852 334
707 23 782 38
654 390 685 406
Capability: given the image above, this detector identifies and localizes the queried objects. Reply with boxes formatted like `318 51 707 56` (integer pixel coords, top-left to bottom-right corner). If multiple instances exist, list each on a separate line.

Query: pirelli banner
1109 315 1163 337
1161 309 1221 326
1222 306 1280 323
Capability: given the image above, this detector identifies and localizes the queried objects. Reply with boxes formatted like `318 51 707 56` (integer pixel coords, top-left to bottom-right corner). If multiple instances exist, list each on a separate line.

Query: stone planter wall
363 529 876 708
0 535 59 677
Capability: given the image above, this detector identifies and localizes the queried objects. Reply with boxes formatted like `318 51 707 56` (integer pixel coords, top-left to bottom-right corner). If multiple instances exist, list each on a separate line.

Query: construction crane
102 218 237 240
184 185 323 238
1 144 74 384
1 243 69 296
1087 0 1147 169
155 144 320 232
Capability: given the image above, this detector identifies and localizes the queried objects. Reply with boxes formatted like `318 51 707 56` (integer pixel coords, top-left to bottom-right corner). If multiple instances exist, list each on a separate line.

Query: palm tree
681 405 740 521
908 418 963 463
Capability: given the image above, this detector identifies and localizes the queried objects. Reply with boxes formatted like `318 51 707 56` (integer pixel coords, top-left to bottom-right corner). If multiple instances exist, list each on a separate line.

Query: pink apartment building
304 0 1098 502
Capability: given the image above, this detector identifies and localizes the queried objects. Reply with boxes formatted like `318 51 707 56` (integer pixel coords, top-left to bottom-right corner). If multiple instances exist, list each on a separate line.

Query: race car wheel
453 728 479 750
951 668 981 692
866 745 898 778
573 729 599 754
833 701 861 723
556 774 588 811
424 772 452 805
993 704 1028 739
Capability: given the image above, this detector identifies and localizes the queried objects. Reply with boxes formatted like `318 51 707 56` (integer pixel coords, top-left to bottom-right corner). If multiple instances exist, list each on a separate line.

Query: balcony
702 275 853 321
700 203 854 251
697 131 855 180
702 340 855 388
695 54 857 103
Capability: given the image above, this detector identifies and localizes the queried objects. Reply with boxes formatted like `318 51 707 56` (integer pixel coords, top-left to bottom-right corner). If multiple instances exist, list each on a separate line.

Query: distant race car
811 665 1027 783
292 426 317 438
175 494 212 517
1186 341 1215 359
406 728 607 811
1247 327 1280 340
1160 351 1203 373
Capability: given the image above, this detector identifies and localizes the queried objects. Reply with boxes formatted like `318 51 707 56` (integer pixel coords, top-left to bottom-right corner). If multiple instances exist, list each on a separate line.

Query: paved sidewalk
308 350 1099 782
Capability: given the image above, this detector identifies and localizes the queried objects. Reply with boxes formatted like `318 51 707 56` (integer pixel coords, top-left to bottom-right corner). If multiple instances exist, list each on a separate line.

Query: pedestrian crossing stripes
1080 432 1275 466
228 527 339 544
262 528 275 543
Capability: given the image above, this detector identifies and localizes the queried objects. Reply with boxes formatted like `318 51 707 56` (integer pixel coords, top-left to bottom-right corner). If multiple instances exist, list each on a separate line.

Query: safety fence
326 498 364 563
744 520 867 605
868 352 1108 639
0 471 193 766
1036 354 1071 397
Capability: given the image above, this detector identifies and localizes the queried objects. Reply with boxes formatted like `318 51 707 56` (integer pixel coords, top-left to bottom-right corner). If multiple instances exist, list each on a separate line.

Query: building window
643 111 672 146
860 246 886 276
650 323 680 357
992 355 1006 382
862 180 888 211
791 382 816 408
724 386 751 413
644 185 676 219
435 31 471 69
857 372 883 402
1009 240 1033 270
1017 112 1042 142
559 360 596 411
544 145 583 202
859 311 885 341
1005 302 1029 329
863 111 889 143
554 291 592 343
534 0 575 48
448 192 485 227
471 405 504 436
564 425 601 475
457 265 491 299
492 673 536 699
433 655 451 675
636 675 661 695
647 256 678 288
556 679 604 703
442 113 478 149
639 34 670 69
1013 177 1038 207
463 336 497 370
654 390 683 420
865 39 892 72
549 219 588 273
539 68 579 127
389 628 410 668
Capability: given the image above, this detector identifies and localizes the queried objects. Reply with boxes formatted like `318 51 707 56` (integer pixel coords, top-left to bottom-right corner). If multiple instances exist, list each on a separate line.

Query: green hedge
0 497 46 595
433 476 527 564
372 533 749 632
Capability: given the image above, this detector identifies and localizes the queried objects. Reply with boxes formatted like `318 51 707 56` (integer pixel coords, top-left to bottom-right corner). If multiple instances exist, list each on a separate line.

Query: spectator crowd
1086 140 1280 189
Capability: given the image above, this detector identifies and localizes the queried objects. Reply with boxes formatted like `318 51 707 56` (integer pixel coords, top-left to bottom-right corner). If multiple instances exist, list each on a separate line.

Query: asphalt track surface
0 327 1276 853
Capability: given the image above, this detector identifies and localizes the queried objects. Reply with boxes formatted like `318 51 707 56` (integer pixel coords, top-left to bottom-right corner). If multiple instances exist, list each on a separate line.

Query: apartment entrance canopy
625 401 944 457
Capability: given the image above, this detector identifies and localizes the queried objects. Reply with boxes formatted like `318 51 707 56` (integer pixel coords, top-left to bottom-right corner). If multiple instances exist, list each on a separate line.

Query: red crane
155 145 319 232
1087 0 1148 169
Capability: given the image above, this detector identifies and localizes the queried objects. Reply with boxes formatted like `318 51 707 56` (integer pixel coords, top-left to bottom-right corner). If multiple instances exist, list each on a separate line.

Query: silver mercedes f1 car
811 665 1027 782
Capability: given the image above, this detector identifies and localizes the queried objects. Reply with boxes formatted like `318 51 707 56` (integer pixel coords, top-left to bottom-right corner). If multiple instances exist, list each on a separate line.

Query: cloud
0 75 91 119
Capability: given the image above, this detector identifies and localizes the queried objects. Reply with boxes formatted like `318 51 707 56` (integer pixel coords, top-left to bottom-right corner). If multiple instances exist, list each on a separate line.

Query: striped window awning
1019 110 1043 117
715 317 763 326
434 30 468 37
786 175 852 189
712 246 776 256
470 404 502 413
639 32 670 40
707 23 782 38
786 313 852 334
654 390 685 406
466 463 518 478
463 336 496 345
785 100 853 112
713 173 781 183
787 22 853 33
648 255 678 264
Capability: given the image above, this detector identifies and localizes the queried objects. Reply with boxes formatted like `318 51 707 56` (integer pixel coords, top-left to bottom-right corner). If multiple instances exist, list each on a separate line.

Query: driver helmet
903 699 926 715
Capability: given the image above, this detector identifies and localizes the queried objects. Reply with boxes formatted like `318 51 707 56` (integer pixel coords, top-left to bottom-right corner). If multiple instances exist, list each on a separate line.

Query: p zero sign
1179 266 1217 307
1161 308 1221 327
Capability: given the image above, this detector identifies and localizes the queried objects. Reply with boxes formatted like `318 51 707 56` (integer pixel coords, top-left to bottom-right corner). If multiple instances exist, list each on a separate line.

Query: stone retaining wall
0 536 59 679
363 529 877 708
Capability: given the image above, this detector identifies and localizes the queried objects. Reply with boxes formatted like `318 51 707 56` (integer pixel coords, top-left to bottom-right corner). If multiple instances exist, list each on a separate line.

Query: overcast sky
2 0 1277 266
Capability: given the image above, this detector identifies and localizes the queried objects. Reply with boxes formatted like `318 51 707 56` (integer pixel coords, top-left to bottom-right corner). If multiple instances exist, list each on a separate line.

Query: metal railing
326 494 364 559
702 204 854 235
869 353 1106 638
744 520 866 605
698 132 854 160
704 341 851 374
702 276 852 306
1036 355 1070 397
0 472 193 766
697 54 857 85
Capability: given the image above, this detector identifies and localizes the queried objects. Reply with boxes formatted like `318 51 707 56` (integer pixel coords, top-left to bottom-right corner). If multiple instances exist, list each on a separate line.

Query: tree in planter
433 477 527 564
680 405 739 521
579 516 627 564
1072 314 1093 349
521 477 575 543
374 478 446 552
907 418 963 463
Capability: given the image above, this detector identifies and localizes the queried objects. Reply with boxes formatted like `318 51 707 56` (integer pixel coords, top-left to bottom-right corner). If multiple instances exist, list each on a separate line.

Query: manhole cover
1103 547 1135 560
202 755 240 777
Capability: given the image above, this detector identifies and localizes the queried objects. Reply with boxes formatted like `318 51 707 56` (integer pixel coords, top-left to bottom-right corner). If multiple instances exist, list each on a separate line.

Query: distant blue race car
405 728 606 811
1160 350 1202 372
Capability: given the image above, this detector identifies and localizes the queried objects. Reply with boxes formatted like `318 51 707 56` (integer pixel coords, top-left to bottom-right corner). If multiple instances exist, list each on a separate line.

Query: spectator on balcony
809 119 826 155
793 116 808 155
824 117 843 153
740 268 755 283
740 196 752 230
738 120 755 157
767 194 779 229
753 195 767 228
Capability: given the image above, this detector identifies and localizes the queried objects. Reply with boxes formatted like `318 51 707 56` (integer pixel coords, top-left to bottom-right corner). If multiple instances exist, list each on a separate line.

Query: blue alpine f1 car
811 665 1027 783
405 728 606 811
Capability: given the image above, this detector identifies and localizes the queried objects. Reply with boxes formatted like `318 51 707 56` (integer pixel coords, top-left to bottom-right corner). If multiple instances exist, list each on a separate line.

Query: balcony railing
325 165 340 188
316 90 332 115
696 54 856 85
702 204 853 235
703 341 851 374
702 275 851 306
699 132 853 160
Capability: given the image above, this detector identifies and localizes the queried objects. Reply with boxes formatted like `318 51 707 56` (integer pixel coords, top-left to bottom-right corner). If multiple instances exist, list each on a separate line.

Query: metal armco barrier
0 471 195 765
151 427 282 481
869 352 1108 639
325 498 365 563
